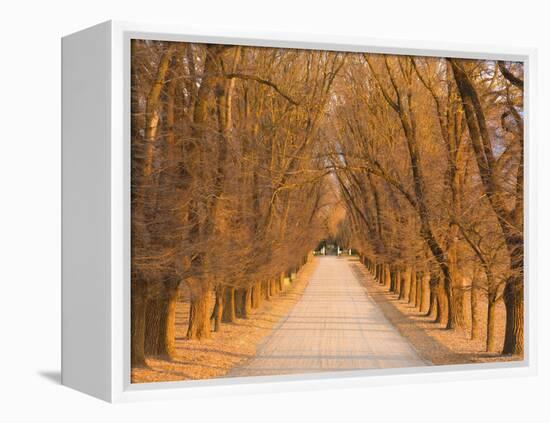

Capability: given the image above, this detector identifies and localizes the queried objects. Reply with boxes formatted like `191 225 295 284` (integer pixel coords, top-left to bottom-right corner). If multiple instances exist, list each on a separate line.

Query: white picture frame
61 20 537 403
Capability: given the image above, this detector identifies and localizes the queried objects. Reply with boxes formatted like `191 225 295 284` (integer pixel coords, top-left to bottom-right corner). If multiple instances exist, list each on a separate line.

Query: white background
1 0 548 421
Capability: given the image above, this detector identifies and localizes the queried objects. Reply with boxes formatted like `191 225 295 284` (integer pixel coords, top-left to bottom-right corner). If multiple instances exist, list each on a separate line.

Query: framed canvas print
61 21 537 402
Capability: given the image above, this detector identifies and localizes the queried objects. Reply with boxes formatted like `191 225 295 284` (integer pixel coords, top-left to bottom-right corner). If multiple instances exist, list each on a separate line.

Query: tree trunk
398 268 406 300
409 268 417 305
235 288 252 319
162 282 180 357
394 268 401 294
427 291 439 320
427 274 439 319
279 272 285 292
144 295 167 356
211 285 224 332
186 288 211 340
144 282 179 358
447 221 466 330
451 278 466 329
384 264 391 287
143 46 176 178
269 279 277 296
390 267 398 293
434 284 446 324
419 273 429 312
244 288 252 316
486 297 497 353
222 286 236 323
415 271 422 309
131 279 148 367
502 277 524 356
251 283 261 309
257 282 263 305
399 266 411 301
262 280 270 301
433 291 442 323
470 283 478 340
442 275 454 329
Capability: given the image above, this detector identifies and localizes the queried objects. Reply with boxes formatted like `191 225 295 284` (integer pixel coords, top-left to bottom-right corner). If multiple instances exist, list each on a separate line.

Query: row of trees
328 55 524 355
131 39 524 369
131 41 342 367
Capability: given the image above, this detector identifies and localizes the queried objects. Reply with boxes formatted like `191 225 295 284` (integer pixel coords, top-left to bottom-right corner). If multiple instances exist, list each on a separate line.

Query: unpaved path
230 256 428 377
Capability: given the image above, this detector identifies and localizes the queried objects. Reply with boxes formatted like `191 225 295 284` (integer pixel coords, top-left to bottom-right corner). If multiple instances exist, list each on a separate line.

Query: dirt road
230 256 428 377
